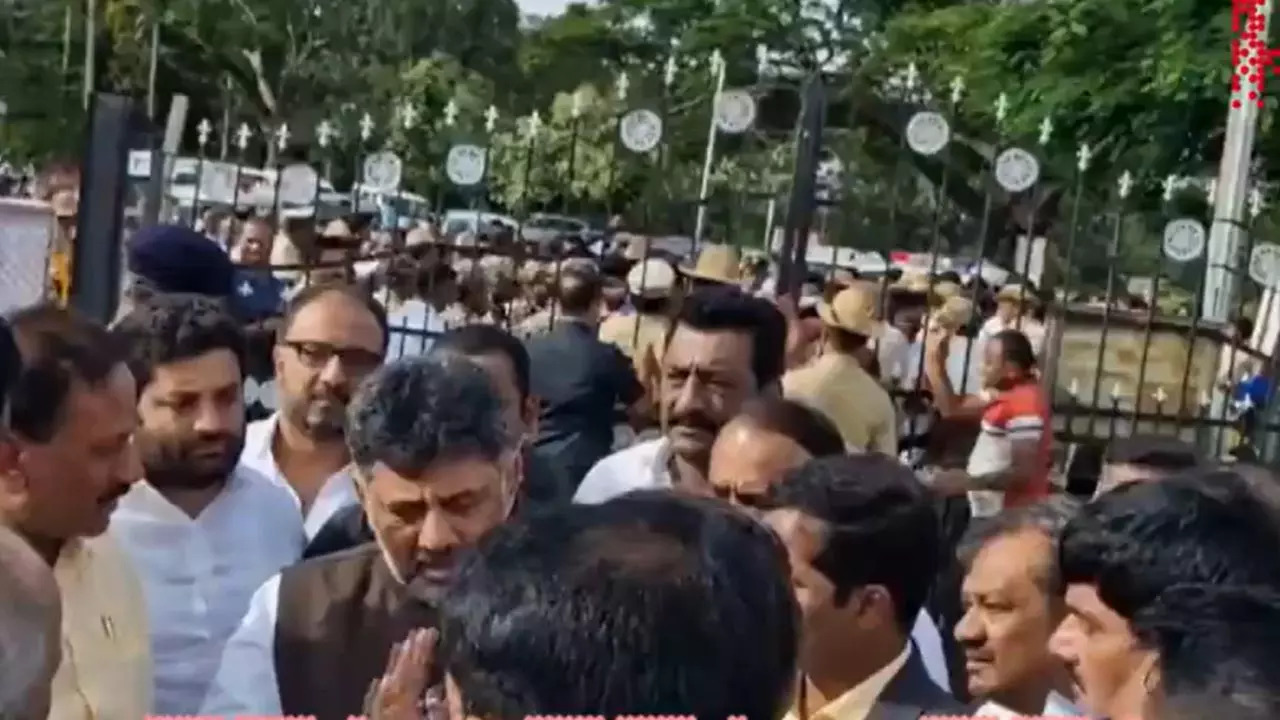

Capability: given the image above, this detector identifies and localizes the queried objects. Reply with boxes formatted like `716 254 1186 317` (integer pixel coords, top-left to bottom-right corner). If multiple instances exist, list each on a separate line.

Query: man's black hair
432 324 531 400
1103 434 1200 471
346 354 510 474
764 453 940 629
1059 471 1280 622
674 287 786 389
1132 583 1280 720
992 328 1036 371
437 490 799 720
732 397 844 458
956 495 1081 594
556 262 603 315
277 282 389 351
110 294 246 390
7 304 126 442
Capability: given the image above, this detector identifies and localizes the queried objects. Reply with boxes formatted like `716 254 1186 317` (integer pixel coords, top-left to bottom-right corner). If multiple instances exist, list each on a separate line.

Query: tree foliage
0 0 1264 285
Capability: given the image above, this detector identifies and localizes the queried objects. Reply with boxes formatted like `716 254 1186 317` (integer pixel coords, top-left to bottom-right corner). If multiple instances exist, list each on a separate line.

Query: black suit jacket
867 650 966 720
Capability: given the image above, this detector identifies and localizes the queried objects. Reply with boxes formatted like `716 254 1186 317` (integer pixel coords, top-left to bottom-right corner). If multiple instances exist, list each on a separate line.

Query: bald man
0 524 62 720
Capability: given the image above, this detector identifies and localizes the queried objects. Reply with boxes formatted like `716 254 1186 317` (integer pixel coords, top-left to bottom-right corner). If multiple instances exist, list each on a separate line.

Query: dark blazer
868 649 966 720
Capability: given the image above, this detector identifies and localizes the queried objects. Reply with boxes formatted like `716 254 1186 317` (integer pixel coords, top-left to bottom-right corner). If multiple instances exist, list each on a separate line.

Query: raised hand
365 628 436 720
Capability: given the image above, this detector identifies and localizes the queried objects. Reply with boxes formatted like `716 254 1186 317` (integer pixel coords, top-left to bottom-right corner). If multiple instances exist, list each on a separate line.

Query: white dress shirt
110 466 305 713
573 437 673 504
574 438 952 693
385 298 448 360
975 690 1082 718
241 413 359 540
200 574 285 715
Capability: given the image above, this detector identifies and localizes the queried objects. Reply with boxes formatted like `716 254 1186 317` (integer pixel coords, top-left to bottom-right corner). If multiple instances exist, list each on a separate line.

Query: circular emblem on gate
1161 218 1206 263
1249 243 1280 288
714 90 757 134
362 151 403 193
994 147 1041 193
277 163 319 205
445 144 487 186
619 109 663 153
905 111 950 156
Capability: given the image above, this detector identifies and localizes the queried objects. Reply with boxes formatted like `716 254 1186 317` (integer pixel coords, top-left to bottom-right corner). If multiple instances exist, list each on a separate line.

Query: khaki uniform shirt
783 353 898 455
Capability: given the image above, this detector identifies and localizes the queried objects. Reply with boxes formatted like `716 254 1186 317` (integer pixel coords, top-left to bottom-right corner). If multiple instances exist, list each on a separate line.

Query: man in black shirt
525 260 645 488
304 325 570 559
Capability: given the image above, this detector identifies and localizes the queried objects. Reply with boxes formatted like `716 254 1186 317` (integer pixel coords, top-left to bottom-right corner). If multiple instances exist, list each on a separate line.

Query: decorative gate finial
1250 186 1266 217
400 101 419 130
235 123 252 151
1076 143 1092 172
316 119 335 148
1038 116 1052 145
358 112 375 142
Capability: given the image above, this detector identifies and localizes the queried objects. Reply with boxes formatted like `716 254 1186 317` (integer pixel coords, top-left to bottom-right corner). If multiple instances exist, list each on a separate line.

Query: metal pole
146 9 160 119
779 74 826 297
1203 0 1273 323
83 0 97 110
762 197 776 249
61 6 72 77
692 57 726 244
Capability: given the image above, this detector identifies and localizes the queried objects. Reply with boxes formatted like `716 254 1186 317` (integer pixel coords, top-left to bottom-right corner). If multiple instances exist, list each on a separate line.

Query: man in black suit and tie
762 454 965 720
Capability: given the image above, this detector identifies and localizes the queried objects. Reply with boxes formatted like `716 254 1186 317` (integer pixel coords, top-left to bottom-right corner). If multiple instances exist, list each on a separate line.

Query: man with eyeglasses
239 283 389 540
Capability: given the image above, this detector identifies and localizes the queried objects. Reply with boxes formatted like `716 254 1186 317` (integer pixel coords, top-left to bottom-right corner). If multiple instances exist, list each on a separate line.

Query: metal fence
60 61 1280 483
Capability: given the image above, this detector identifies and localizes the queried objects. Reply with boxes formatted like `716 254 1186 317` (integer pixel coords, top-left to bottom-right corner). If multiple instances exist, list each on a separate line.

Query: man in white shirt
240 284 388 540
385 262 457 360
575 288 787 503
978 284 1045 358
109 296 305 713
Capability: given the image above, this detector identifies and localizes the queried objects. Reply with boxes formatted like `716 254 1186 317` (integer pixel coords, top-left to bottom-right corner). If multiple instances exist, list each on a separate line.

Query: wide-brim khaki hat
627 258 676 298
817 285 882 338
680 244 742 284
931 296 974 330
996 283 1040 306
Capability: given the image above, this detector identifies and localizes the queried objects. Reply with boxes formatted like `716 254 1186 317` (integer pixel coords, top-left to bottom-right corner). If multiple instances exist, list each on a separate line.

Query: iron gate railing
56 62 1280 479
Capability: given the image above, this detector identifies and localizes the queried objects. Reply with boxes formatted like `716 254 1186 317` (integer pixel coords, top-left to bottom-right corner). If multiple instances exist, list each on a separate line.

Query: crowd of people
0 194 1277 720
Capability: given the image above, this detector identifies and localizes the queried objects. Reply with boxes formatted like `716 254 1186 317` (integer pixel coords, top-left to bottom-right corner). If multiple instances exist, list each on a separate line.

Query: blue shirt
231 270 285 321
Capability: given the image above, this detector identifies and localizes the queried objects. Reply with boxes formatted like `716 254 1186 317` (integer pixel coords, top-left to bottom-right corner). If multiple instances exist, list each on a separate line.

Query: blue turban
127 224 235 298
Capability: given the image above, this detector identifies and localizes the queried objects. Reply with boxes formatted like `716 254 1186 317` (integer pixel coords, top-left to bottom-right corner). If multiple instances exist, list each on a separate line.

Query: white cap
627 258 676 299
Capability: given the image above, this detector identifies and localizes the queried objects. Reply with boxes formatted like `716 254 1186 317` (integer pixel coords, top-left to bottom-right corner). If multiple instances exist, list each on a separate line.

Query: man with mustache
108 295 304 713
240 283 388 540
1050 469 1280 720
0 305 151 720
203 354 519 719
575 286 787 502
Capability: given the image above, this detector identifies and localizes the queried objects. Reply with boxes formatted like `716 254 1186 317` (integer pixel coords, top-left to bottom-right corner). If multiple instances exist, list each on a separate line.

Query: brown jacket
274 543 436 720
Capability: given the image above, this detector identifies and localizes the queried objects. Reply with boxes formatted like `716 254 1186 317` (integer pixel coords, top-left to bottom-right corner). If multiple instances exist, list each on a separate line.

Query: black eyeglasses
282 340 382 372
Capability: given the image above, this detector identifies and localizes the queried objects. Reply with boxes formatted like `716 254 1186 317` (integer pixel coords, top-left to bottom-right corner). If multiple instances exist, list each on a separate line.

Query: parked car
519 213 595 246
441 209 519 238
